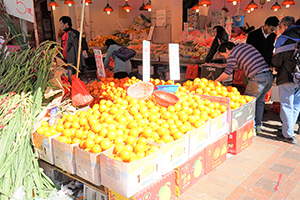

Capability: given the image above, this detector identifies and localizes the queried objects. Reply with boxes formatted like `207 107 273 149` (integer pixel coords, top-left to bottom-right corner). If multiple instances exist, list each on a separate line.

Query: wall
51 0 150 42
207 0 300 29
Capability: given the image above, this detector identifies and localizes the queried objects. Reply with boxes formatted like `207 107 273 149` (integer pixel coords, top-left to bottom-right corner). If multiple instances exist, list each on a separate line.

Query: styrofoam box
53 139 78 174
32 132 60 165
188 121 209 158
75 146 101 186
101 145 163 198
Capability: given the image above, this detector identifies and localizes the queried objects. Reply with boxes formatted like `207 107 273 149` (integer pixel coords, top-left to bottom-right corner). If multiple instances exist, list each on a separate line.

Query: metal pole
76 0 85 78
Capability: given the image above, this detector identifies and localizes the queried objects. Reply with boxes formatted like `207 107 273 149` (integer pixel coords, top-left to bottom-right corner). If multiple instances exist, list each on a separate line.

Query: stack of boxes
211 10 225 28
35 93 256 199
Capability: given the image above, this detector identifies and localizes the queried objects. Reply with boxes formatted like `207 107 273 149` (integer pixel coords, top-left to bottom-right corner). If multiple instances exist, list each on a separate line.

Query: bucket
233 15 244 27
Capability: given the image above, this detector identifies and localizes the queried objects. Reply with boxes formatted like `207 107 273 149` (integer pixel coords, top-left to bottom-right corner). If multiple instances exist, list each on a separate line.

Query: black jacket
246 27 276 65
271 26 300 85
205 35 228 63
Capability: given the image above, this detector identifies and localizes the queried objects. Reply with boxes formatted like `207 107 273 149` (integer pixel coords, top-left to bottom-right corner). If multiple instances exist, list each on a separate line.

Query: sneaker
277 133 297 144
256 126 262 135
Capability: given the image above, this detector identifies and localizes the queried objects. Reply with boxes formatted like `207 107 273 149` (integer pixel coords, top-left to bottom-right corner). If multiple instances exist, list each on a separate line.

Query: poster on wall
3 0 34 23
156 10 166 27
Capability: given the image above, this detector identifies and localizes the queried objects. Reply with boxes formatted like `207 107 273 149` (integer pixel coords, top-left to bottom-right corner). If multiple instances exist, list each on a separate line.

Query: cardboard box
205 134 228 175
101 146 163 198
230 99 255 133
155 132 190 175
138 65 154 76
188 121 209 158
175 149 205 197
208 111 228 144
197 94 231 139
228 119 254 155
83 184 108 200
32 132 60 165
53 139 77 174
108 170 175 200
75 146 101 186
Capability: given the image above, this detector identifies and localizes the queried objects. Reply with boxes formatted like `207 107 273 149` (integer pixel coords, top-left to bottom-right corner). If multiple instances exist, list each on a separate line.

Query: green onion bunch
0 89 56 200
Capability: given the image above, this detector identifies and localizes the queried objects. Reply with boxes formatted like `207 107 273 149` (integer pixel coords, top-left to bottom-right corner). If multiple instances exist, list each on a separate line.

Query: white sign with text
147 26 154 41
4 0 34 23
156 10 166 27
94 49 106 79
169 44 180 80
143 40 151 82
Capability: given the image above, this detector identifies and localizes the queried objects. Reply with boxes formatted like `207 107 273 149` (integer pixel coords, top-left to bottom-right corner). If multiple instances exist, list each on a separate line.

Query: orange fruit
91 145 102 153
114 143 125 154
85 139 95 149
100 138 112 151
107 130 117 141
94 135 104 144
119 149 132 162
126 136 136 146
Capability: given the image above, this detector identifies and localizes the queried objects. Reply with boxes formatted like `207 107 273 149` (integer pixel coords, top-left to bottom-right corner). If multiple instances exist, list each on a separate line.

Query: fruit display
181 78 254 110
88 35 121 48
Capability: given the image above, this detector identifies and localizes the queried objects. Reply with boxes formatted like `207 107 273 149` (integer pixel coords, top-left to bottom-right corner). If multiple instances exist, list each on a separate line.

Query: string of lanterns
48 0 295 13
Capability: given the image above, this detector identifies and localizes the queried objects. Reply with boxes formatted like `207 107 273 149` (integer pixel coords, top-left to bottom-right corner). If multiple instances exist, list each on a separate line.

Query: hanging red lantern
281 0 295 8
271 1 281 11
49 0 59 10
64 0 75 6
198 0 212 6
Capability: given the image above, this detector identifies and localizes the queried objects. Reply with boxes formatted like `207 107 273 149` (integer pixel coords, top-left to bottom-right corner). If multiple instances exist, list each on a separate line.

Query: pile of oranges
36 121 60 137
181 78 254 110
87 77 177 101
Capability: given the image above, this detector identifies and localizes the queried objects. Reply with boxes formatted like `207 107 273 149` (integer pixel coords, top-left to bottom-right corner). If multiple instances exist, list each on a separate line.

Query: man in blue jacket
271 16 300 144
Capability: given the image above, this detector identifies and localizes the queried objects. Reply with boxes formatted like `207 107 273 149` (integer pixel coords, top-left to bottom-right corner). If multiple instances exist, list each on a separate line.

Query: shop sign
4 0 34 23
114 21 125 33
143 40 151 82
147 26 154 41
169 44 180 80
94 49 106 78
156 10 166 27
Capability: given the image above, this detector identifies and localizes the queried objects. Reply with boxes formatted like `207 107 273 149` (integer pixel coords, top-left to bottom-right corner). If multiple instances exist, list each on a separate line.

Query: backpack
292 41 300 85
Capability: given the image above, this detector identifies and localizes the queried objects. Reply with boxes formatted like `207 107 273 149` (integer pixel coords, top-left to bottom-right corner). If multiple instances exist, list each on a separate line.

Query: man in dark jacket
271 16 300 144
59 16 89 76
247 16 279 65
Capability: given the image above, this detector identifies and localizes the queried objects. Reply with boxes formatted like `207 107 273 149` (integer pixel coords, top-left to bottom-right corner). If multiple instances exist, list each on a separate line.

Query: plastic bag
71 75 93 107
185 64 199 79
233 69 244 85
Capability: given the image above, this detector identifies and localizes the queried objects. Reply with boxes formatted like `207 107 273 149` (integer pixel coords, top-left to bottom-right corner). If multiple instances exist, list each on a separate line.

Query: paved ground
177 102 300 200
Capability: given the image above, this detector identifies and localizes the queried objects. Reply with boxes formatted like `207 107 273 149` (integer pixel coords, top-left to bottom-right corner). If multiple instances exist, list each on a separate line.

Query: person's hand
82 50 88 58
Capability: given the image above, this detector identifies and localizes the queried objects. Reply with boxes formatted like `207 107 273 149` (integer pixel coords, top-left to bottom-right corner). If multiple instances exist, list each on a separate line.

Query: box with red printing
175 149 205 197
205 134 227 175
108 170 175 200
228 119 254 155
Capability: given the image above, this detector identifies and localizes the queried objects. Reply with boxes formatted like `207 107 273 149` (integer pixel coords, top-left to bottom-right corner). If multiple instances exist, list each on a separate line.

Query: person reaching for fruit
104 39 132 79
215 42 273 135
205 26 228 63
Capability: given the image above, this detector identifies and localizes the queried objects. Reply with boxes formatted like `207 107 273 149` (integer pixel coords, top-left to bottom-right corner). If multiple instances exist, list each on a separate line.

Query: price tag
4 0 34 23
94 49 106 79
147 26 154 41
114 21 125 33
184 23 188 38
143 40 151 82
169 44 180 80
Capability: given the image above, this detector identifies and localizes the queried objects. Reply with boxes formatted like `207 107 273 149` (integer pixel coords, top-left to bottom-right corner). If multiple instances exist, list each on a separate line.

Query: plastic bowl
155 85 179 93
127 81 154 100
153 90 179 107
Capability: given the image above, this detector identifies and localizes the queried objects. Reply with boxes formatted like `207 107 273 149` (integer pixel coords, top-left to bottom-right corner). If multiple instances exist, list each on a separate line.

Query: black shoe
277 133 297 144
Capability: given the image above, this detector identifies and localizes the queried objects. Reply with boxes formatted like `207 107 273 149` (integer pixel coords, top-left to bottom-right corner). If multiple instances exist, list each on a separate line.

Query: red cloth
61 30 71 61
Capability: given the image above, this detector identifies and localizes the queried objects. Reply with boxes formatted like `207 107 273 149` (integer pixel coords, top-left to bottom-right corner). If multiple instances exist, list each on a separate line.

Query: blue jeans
279 82 300 138
244 71 273 127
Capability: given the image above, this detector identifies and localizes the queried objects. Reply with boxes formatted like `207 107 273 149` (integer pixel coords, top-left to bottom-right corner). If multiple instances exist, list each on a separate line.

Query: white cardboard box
75 146 101 186
32 132 60 165
100 146 163 198
188 121 209 158
83 185 108 200
53 139 78 174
